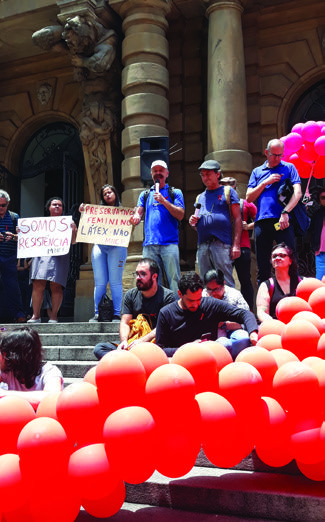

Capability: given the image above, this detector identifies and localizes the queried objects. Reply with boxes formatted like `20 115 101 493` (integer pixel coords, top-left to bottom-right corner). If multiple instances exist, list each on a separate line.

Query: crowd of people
1 137 323 397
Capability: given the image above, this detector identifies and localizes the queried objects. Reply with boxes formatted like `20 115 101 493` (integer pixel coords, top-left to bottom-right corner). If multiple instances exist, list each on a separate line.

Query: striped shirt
0 210 18 257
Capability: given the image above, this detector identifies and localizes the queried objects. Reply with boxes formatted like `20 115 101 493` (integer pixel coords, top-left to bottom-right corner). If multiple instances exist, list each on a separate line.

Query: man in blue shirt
246 139 301 285
189 160 242 287
130 160 185 295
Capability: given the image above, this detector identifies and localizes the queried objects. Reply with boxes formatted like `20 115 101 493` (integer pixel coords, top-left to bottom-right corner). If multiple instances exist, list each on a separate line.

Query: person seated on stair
0 327 63 409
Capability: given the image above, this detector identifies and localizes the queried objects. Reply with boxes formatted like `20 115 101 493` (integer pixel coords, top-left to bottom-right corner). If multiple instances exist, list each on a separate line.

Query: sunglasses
0 204 8 208
271 253 288 259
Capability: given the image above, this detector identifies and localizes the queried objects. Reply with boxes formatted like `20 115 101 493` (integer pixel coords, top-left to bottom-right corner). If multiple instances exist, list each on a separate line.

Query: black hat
198 160 221 171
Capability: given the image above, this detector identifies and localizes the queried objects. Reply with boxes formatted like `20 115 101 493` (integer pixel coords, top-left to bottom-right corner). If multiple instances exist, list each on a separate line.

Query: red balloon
271 348 299 368
317 333 325 359
68 443 120 500
255 397 293 467
81 479 125 518
83 366 97 386
171 342 219 393
281 319 320 360
285 132 303 154
298 142 317 163
196 392 253 468
297 459 325 481
256 333 283 351
0 396 36 455
202 341 233 371
36 392 60 420
276 296 312 323
296 277 325 302
308 287 325 318
257 319 285 338
218 362 263 407
0 454 27 512
303 356 325 410
103 406 156 484
56 382 104 447
291 426 323 465
314 135 325 156
235 347 278 396
288 153 311 179
130 342 169 378
291 311 325 335
145 363 196 415
301 121 321 143
95 350 147 414
313 156 325 179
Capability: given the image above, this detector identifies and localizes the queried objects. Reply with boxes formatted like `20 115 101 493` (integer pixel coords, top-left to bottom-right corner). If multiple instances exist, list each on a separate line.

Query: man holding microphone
130 160 185 296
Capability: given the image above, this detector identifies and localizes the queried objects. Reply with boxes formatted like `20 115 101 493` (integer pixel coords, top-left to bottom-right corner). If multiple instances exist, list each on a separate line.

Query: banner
17 216 73 258
76 204 134 247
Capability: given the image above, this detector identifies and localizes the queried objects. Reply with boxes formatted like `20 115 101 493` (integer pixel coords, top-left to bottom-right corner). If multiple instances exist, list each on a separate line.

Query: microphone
194 203 201 218
155 181 160 194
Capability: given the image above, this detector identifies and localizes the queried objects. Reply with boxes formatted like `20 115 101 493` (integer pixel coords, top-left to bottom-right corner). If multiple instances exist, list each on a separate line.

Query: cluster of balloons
1 277 325 521
281 120 325 179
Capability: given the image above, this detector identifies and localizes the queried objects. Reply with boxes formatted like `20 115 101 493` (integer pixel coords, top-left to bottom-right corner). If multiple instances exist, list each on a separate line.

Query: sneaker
89 315 99 323
112 315 121 323
48 319 58 324
16 317 27 323
27 318 41 323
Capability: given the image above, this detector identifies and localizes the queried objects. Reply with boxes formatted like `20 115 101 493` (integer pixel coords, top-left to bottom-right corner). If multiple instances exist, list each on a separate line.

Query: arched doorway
287 79 325 276
19 122 85 317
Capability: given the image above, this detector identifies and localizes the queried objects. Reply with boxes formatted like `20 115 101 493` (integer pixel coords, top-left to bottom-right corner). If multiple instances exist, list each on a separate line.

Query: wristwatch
281 209 289 215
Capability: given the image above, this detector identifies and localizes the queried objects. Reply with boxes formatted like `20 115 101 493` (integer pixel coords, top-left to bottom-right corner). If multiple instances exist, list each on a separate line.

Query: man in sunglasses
93 258 175 359
246 139 301 285
0 191 26 323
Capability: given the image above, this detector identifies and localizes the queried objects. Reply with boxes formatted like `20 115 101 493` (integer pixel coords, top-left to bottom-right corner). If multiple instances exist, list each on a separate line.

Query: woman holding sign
79 185 127 322
27 197 77 324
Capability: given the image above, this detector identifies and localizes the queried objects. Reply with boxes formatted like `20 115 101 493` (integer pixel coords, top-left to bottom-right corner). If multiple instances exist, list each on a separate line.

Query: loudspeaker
140 136 169 187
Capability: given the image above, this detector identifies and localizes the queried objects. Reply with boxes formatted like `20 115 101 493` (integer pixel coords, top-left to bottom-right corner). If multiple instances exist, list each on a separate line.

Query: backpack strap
9 211 17 230
240 199 244 220
224 185 231 206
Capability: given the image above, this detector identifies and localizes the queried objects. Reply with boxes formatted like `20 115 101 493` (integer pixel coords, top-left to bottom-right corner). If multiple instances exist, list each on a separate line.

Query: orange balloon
95 350 147 415
235 347 278 396
171 342 218 393
308 287 325 318
257 319 286 338
218 362 263 407
202 341 233 371
256 333 283 351
0 454 27 512
296 277 325 302
291 311 325 334
303 356 325 410
83 366 97 386
103 406 156 484
81 480 125 519
56 382 104 447
281 319 320 360
270 348 299 368
317 333 325 359
36 392 60 420
291 427 323 465
130 342 169 378
0 396 36 455
276 296 312 323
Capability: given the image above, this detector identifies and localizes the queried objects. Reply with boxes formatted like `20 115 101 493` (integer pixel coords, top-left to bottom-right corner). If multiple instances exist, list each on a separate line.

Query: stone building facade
0 0 324 318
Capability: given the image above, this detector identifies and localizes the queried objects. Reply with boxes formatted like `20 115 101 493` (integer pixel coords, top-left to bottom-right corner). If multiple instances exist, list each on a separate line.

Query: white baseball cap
151 160 168 169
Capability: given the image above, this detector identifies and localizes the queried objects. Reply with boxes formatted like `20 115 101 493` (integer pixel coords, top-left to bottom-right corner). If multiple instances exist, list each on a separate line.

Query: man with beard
155 271 258 356
93 258 175 359
130 160 185 296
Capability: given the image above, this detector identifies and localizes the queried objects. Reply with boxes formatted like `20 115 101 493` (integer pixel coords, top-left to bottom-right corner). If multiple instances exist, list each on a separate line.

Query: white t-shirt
0 362 63 391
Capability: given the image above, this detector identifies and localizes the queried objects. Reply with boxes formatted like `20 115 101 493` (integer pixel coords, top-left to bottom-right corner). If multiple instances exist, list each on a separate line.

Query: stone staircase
3 322 325 521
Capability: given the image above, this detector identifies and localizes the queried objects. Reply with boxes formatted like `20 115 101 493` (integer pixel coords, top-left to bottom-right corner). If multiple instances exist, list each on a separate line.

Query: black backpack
98 294 114 322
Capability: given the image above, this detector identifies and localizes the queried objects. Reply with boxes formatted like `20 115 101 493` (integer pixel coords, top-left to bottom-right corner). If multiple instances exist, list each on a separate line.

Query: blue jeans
91 244 127 316
233 247 255 310
218 329 250 360
197 239 235 287
94 341 117 360
0 255 25 319
143 244 180 296
315 252 325 281
254 219 296 286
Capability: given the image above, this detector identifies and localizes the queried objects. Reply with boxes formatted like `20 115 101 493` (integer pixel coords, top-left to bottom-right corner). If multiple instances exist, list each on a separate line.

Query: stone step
51 360 96 378
2 321 120 334
76 502 278 521
44 346 98 361
38 332 119 346
124 466 325 522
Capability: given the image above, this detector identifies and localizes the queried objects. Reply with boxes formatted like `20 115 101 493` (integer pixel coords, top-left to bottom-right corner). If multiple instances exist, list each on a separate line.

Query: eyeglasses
0 204 8 208
268 153 283 158
320 196 325 200
271 253 288 259
206 286 223 294
132 271 147 278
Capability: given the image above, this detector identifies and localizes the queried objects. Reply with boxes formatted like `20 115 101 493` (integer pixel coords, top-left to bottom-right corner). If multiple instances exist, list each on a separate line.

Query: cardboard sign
17 216 73 258
76 204 134 247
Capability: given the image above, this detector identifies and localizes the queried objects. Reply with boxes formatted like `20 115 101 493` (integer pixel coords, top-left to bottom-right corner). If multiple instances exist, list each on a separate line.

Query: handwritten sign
76 205 134 247
17 216 73 258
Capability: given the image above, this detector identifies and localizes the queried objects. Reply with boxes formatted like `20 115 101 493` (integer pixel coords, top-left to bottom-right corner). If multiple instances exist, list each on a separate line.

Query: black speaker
140 136 169 187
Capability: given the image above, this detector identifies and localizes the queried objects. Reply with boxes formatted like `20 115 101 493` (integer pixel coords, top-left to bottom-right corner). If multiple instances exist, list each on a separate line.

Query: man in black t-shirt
155 271 258 356
94 258 175 359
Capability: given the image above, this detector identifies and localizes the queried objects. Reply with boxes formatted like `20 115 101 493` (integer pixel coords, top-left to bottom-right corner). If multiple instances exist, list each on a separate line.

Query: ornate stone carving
32 14 121 202
37 83 53 105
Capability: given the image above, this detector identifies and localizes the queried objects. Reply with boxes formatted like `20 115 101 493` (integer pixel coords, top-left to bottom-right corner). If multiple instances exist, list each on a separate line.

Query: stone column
205 0 251 197
109 0 171 284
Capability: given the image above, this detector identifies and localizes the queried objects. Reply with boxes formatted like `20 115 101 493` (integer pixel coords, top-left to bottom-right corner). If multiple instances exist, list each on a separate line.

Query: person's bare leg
49 282 63 321
30 280 46 319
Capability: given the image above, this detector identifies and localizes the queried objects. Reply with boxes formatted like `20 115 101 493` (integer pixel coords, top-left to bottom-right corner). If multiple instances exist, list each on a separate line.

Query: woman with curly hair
0 327 63 408
79 184 127 322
